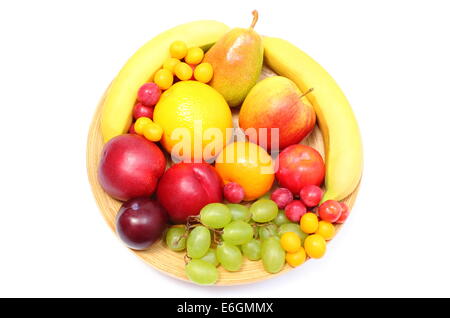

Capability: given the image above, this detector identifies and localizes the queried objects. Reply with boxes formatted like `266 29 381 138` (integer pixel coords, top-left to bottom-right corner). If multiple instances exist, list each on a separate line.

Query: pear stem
300 88 314 99
250 10 259 29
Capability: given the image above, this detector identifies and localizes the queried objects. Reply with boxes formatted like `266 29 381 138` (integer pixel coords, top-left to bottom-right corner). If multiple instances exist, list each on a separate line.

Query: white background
0 0 449 297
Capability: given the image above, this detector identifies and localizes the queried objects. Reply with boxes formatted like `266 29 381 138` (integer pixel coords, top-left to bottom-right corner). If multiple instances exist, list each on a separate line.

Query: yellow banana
101 21 230 142
263 37 363 202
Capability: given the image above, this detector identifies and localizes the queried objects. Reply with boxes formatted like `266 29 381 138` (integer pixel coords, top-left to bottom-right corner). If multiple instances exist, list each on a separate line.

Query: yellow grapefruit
153 81 233 161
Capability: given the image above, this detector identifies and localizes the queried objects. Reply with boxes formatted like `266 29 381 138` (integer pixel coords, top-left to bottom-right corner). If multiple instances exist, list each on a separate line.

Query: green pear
203 11 263 107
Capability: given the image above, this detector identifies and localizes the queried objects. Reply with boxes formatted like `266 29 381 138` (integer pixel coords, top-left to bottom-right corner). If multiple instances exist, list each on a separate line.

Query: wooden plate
86 66 360 285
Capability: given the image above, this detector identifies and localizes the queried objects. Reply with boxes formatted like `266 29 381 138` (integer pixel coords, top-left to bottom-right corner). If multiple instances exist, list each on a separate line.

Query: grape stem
213 231 222 246
252 223 260 239
186 215 200 228
178 215 226 246
252 222 275 239
252 222 274 240
184 254 192 265
175 216 201 245
207 229 223 246
175 228 189 245
253 222 274 227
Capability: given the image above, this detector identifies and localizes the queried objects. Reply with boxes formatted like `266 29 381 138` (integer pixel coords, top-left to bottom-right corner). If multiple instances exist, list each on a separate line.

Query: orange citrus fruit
215 141 274 201
153 81 232 161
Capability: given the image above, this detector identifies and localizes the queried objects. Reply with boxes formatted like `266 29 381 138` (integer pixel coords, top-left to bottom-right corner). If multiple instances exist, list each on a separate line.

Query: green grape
187 226 211 258
227 204 251 222
222 220 254 245
258 223 278 240
200 203 232 229
273 210 290 226
278 223 308 244
217 242 243 271
250 199 278 223
185 259 218 285
165 226 187 251
261 236 280 253
241 239 262 261
200 248 219 267
261 236 286 274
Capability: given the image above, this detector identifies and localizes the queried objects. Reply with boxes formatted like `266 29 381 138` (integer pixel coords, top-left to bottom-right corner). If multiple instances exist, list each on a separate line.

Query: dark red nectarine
98 134 166 201
156 162 223 223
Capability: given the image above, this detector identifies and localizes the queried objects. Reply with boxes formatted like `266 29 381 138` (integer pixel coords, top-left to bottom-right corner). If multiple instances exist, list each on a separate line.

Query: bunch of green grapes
164 198 308 285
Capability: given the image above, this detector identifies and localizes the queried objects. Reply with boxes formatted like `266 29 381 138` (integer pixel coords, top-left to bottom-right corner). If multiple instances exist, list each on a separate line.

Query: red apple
116 197 168 250
98 134 166 201
275 144 325 194
239 76 316 151
156 162 223 223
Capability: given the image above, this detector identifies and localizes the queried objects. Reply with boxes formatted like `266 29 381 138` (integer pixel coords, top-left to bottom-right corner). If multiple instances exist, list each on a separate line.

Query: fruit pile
96 11 363 285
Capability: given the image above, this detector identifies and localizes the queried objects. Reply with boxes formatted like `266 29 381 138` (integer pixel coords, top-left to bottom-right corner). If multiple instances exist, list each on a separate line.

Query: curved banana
263 37 363 202
101 21 230 142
